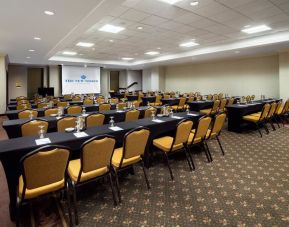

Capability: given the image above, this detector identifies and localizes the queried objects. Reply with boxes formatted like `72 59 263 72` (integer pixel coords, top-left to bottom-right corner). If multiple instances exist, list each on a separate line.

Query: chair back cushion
174 120 193 145
21 120 48 137
86 114 105 127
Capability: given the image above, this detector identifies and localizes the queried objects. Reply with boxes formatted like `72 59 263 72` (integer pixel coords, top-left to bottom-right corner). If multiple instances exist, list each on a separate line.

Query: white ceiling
1 0 289 68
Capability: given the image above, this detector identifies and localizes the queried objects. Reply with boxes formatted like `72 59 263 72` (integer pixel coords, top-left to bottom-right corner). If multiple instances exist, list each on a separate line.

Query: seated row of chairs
153 113 226 180
16 112 226 225
200 98 234 115
16 127 151 225
243 99 289 137
20 108 157 136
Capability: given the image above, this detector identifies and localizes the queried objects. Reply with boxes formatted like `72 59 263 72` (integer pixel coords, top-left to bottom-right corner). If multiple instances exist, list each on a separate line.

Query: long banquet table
0 111 204 220
5 103 117 120
186 100 214 112
3 106 161 138
226 99 280 132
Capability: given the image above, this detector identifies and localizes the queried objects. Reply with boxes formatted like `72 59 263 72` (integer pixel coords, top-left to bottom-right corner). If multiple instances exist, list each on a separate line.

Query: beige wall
49 65 61 96
8 65 28 100
0 55 7 114
279 52 289 100
165 55 280 98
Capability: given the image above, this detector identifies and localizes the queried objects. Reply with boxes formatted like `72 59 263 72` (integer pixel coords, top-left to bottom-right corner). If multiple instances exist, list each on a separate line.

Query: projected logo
81 75 86 80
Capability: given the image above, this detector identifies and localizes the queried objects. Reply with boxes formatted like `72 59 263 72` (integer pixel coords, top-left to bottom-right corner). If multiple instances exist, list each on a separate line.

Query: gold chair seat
149 102 162 106
112 147 141 168
187 132 202 144
171 105 183 110
242 115 260 122
153 136 183 152
205 129 217 139
19 175 64 199
200 108 212 114
68 159 108 183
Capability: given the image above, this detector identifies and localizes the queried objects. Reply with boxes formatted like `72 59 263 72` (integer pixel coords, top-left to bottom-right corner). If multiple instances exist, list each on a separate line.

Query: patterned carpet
59 125 289 226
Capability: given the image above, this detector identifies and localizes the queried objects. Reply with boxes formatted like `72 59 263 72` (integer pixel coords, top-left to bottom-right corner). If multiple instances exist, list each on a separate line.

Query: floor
1 116 289 226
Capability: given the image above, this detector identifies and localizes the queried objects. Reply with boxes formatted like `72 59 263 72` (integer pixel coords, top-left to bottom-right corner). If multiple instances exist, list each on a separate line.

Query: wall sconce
16 82 22 88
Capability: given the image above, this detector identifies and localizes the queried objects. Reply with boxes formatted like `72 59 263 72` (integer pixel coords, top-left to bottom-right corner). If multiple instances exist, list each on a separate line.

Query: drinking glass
109 116 115 127
38 125 45 139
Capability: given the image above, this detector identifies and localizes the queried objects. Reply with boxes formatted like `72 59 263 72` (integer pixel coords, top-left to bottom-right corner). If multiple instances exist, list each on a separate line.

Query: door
110 71 119 91
27 68 43 99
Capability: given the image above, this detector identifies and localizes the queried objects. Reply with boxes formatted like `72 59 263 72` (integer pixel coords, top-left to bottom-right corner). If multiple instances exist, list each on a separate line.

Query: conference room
1 0 289 226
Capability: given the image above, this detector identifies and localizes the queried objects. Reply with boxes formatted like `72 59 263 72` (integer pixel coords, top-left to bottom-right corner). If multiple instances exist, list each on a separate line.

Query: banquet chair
246 95 251 103
68 136 117 224
110 98 119 104
149 95 162 106
99 104 111 112
96 98 105 104
57 101 69 108
44 108 58 117
57 117 77 132
218 99 227 113
265 102 277 131
21 119 48 137
164 94 170 99
242 103 271 137
16 145 72 227
17 104 31 110
171 97 186 112
37 102 50 108
205 113 227 157
144 107 156 118
17 100 29 105
213 94 219 100
273 101 283 128
67 106 82 115
16 96 27 101
112 127 150 202
207 94 213 100
18 110 38 119
86 114 105 127
218 93 223 99
125 110 140 122
72 96 81 101
200 100 220 116
132 101 141 108
275 99 289 125
226 98 235 106
153 119 194 180
83 99 94 105
63 94 72 99
251 95 255 101
187 116 212 162
117 102 126 110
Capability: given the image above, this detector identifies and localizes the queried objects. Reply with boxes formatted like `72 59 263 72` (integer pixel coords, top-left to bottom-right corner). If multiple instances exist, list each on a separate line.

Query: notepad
116 110 124 113
152 119 164 123
35 138 51 145
171 116 184 119
109 126 123 131
81 114 89 117
74 132 88 138
187 113 198 116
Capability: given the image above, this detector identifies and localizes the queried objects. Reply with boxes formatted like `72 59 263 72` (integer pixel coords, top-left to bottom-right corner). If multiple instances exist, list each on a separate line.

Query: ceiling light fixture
34 37 41 40
28 49 35 52
62 51 77 56
241 25 271 34
44 10 54 15
190 1 199 6
76 42 94 47
122 57 134 61
99 24 125 33
145 51 160 56
137 26 143 30
158 0 184 4
179 41 199 47
26 57 31 59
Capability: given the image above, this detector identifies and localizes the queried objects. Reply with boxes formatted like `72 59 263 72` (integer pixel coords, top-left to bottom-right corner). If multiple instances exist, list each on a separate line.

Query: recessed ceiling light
122 57 134 61
157 47 161 50
99 24 125 33
244 25 251 28
33 37 41 40
158 0 184 4
26 57 31 59
28 49 35 52
137 26 143 30
79 53 84 56
76 42 94 47
109 39 114 42
241 25 271 34
92 48 96 51
44 10 54 16
190 1 199 6
235 51 240 54
62 51 77 56
179 41 199 47
145 51 160 56
84 64 87 68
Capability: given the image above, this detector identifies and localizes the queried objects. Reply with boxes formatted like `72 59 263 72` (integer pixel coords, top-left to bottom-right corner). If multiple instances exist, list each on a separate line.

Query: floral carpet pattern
56 125 289 226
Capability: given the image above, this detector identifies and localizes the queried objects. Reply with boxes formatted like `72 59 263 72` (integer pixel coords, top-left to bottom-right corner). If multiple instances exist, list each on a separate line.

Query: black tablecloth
0 111 203 220
226 99 280 132
126 95 139 101
3 106 161 138
5 104 117 120
186 101 214 112
141 96 156 106
161 98 180 106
